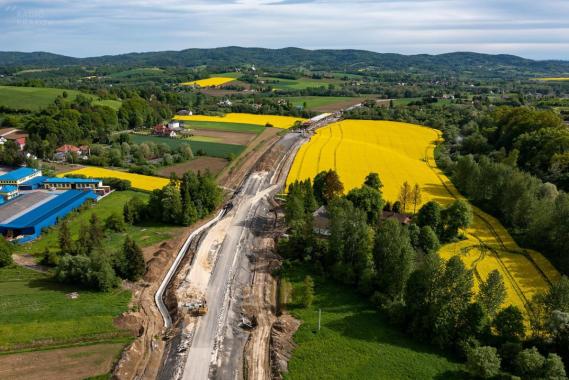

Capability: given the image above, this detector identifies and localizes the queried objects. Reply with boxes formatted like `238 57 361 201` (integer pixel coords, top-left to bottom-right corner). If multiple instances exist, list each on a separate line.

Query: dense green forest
2 48 569 76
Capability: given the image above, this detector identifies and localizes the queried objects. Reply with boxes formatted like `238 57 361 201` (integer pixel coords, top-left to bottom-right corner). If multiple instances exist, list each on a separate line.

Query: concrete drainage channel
155 207 228 329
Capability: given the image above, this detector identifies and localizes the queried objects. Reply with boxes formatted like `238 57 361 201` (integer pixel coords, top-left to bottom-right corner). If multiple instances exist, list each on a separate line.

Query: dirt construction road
176 134 303 380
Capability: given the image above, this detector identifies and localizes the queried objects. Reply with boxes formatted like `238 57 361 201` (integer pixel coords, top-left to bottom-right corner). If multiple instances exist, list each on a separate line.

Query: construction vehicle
187 299 208 316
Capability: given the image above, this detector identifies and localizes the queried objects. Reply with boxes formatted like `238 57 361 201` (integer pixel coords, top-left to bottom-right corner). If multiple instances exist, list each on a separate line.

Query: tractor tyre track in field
425 143 552 286
333 122 344 171
316 127 334 172
423 143 537 318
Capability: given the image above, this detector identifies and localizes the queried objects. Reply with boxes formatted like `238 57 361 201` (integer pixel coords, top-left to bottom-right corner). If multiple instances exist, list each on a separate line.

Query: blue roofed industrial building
0 167 110 243
0 190 98 243
0 167 42 185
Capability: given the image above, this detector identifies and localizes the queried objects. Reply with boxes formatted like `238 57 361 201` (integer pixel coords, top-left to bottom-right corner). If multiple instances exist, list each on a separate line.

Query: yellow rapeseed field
287 119 560 318
534 77 569 81
174 113 306 129
59 167 169 192
181 77 236 87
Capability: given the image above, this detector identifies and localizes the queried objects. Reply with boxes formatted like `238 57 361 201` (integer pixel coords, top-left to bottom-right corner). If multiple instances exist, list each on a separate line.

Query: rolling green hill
0 85 121 111
1 48 569 76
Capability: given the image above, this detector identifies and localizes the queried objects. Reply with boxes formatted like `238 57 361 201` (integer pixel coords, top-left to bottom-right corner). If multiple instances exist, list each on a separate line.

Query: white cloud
0 0 567 59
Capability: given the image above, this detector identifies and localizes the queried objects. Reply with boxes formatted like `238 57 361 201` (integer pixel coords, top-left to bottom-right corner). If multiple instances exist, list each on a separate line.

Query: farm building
0 190 98 243
0 167 42 186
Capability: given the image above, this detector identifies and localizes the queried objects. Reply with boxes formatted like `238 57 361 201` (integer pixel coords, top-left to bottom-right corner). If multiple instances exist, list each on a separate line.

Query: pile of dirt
114 312 144 337
270 314 300 380
145 256 168 283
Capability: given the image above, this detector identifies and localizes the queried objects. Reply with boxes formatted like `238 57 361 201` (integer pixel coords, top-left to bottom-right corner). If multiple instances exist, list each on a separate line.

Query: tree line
449 153 569 277
42 171 222 291
124 171 222 227
281 170 569 379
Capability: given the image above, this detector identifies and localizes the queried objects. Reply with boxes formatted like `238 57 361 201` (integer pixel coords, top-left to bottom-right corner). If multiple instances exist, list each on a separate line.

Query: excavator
188 299 208 316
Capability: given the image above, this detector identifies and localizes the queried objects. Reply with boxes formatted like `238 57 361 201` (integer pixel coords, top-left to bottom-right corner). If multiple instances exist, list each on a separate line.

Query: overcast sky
0 0 568 60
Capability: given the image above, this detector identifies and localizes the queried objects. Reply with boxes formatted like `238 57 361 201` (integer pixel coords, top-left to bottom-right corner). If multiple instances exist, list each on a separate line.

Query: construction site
109 115 341 380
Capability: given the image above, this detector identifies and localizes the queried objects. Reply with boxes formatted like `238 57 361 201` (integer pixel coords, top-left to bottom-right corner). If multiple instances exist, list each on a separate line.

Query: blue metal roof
0 190 97 229
0 168 38 181
0 185 18 193
43 178 101 184
20 176 49 187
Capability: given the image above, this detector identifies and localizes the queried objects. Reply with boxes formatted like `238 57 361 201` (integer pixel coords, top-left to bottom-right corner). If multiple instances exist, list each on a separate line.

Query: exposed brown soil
192 129 258 145
243 238 281 380
0 343 125 380
11 253 49 273
114 126 286 379
157 157 228 178
112 228 192 380
113 213 226 380
218 127 282 189
270 314 301 380
44 162 84 175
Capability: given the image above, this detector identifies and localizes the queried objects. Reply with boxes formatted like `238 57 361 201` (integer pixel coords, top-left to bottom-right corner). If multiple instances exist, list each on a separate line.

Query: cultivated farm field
129 134 246 158
179 120 266 134
175 113 306 129
534 77 569 81
288 96 368 112
286 120 560 319
59 167 169 191
181 77 236 87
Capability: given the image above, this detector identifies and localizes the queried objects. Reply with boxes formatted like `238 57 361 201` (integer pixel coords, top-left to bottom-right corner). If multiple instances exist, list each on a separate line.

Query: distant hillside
1 47 569 75
0 85 121 111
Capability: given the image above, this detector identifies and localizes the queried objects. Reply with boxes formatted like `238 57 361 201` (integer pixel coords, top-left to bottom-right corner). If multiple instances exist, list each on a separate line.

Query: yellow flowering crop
534 77 569 81
174 113 306 129
181 77 236 87
287 119 559 319
59 167 169 192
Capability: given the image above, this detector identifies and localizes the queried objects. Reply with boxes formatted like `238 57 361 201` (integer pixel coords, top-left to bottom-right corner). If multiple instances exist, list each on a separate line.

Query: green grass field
213 72 243 79
130 134 246 158
182 120 265 134
0 86 122 111
189 136 221 143
108 67 164 79
0 265 131 352
261 77 341 90
17 191 179 257
92 99 122 111
287 96 362 110
283 264 465 380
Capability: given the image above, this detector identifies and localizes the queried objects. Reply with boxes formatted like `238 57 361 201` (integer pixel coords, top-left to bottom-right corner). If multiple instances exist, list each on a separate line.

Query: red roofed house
55 145 84 161
0 128 28 151
153 124 177 137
